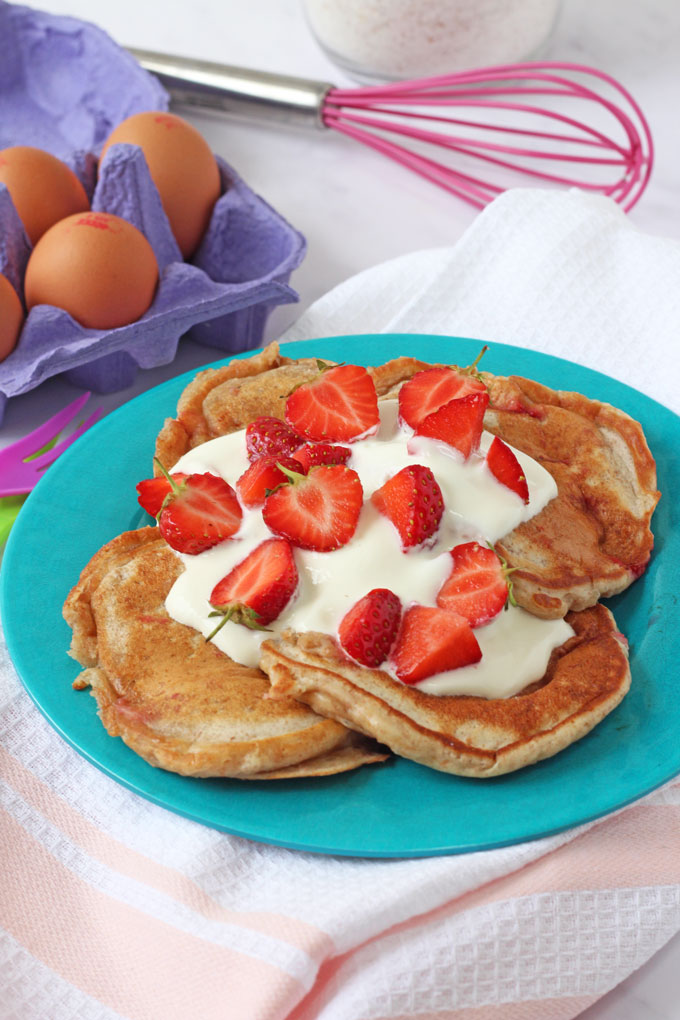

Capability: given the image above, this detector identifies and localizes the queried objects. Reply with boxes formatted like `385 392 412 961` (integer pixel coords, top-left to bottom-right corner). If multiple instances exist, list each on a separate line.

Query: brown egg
24 211 159 330
0 146 90 247
0 273 24 362
99 111 221 258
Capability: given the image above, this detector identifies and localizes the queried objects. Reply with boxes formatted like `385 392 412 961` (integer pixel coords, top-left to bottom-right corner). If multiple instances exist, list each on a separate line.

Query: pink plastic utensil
131 52 653 211
0 393 103 497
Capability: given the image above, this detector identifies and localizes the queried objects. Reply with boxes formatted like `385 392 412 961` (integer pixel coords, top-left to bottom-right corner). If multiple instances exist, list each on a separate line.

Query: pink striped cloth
2 634 679 1019
3 189 680 1018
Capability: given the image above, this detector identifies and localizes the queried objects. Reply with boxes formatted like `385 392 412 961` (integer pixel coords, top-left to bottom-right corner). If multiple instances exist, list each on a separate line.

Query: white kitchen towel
282 187 680 416
1 187 679 1020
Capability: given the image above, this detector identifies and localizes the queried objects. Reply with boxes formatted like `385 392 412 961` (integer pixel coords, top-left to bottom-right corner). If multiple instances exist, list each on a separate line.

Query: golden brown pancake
63 527 388 779
155 343 659 620
481 373 659 618
259 604 631 778
65 344 655 781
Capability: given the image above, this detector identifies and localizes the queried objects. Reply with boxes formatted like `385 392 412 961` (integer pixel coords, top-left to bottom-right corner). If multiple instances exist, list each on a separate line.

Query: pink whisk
131 52 653 212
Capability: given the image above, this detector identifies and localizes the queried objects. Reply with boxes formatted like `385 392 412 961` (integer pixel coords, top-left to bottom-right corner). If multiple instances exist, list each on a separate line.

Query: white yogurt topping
165 399 573 698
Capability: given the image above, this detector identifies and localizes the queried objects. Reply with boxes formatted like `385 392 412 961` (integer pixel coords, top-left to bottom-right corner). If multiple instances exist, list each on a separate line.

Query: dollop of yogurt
165 399 573 698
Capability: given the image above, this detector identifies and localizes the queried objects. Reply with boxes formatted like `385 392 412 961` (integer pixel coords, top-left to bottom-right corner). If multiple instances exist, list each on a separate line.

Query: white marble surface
2 1 680 1016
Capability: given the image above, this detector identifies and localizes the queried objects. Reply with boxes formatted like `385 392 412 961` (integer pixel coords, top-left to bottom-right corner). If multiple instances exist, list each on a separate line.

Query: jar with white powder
302 0 562 82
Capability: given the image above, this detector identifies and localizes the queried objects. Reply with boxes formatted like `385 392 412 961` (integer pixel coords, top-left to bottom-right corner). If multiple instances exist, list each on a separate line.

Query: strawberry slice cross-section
391 605 482 684
262 462 364 552
436 541 511 627
416 390 490 459
136 472 188 517
207 537 298 639
285 363 379 443
398 364 487 430
154 463 242 555
236 455 304 509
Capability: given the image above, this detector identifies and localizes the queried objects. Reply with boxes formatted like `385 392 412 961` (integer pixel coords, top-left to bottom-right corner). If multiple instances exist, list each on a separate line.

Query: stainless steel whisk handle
129 49 332 129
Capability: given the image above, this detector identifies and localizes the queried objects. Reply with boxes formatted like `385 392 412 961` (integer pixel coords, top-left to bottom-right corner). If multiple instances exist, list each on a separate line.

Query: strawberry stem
469 345 489 371
205 604 271 642
460 345 489 384
205 607 235 642
153 457 184 497
487 541 519 609
274 462 308 487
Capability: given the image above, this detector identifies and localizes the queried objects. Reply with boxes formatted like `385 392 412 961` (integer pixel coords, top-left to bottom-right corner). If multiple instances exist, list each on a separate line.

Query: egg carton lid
0 1 168 156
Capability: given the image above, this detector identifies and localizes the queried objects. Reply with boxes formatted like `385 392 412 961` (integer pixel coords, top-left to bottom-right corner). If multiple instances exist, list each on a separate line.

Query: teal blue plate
2 335 678 857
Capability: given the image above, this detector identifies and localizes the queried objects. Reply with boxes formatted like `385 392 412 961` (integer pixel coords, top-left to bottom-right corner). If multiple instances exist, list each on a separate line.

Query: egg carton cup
0 150 305 422
0 1 306 424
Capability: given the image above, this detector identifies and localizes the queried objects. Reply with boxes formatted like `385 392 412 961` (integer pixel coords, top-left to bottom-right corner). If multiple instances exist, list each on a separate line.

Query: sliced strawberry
292 442 351 472
236 455 304 509
285 363 379 443
207 538 298 638
136 472 187 517
399 366 486 430
391 605 482 684
371 464 443 549
486 436 529 503
245 416 303 462
415 391 490 459
436 541 510 627
338 588 402 668
157 469 242 555
262 463 363 551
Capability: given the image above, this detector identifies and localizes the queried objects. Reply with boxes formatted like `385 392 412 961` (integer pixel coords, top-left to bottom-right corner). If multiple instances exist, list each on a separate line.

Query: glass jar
302 0 562 83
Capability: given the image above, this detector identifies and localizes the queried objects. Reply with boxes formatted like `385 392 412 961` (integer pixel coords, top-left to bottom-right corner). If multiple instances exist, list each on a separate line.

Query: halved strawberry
391 605 482 684
262 463 363 551
236 455 304 509
371 464 443 549
156 466 242 555
338 588 402 668
285 363 379 443
436 541 511 627
486 436 529 503
245 416 303 462
399 365 487 430
207 538 298 639
415 391 490 459
136 472 188 517
292 442 351 472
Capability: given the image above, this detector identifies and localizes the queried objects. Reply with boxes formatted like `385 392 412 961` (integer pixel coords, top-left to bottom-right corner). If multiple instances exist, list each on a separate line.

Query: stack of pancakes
64 343 660 779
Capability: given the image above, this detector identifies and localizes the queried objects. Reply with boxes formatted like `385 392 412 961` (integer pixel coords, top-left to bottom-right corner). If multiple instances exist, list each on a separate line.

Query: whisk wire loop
323 61 653 211
327 106 633 164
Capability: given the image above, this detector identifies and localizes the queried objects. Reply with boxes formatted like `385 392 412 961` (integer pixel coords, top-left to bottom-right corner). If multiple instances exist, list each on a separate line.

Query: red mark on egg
74 212 121 232
153 115 178 130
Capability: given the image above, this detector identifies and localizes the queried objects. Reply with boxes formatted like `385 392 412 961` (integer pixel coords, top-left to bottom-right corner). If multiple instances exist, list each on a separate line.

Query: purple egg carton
0 1 306 424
